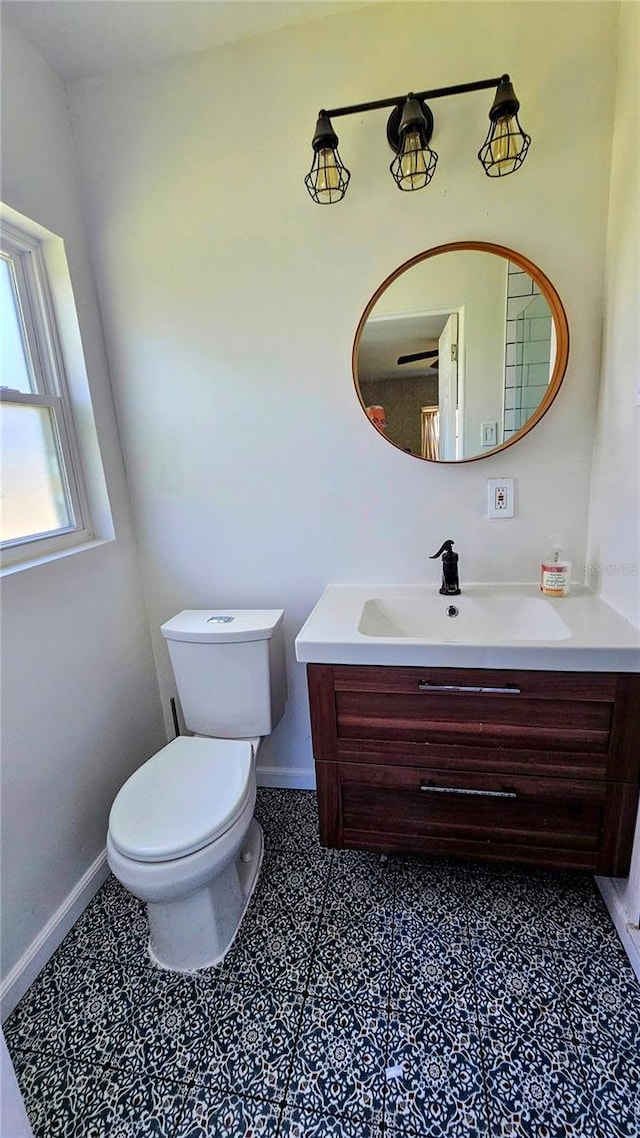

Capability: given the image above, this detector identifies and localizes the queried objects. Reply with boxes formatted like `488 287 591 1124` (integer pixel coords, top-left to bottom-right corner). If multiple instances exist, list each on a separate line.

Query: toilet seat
108 736 254 863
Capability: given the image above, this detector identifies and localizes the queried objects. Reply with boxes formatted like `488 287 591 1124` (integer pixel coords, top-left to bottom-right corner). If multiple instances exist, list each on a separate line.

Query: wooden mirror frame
352 241 570 463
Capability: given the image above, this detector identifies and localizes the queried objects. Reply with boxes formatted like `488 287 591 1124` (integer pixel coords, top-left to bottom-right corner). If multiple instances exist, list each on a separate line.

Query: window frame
1 219 94 565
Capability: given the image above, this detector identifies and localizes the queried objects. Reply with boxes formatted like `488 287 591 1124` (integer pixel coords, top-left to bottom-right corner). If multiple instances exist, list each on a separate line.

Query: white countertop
294 584 640 672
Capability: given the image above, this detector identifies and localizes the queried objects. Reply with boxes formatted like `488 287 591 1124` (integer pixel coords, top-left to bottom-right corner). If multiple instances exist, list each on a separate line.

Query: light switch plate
481 421 498 447
487 477 515 518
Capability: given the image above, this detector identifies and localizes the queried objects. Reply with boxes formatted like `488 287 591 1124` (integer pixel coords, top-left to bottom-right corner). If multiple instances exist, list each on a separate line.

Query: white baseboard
256 765 316 791
596 875 640 983
1 850 109 1022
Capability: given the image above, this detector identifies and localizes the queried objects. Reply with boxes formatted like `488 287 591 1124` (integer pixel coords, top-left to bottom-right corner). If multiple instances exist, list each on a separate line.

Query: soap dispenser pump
430 539 461 596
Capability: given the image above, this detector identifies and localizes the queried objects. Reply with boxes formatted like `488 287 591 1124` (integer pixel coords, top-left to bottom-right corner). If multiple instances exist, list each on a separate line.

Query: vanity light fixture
305 74 530 203
304 112 351 204
477 76 531 176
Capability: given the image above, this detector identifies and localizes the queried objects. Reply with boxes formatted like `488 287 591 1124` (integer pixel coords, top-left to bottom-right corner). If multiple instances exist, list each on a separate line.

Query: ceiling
3 0 377 82
358 313 447 383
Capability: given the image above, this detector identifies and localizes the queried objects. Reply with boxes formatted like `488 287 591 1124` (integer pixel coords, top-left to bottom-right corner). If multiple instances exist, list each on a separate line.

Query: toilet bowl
107 607 286 973
107 735 264 971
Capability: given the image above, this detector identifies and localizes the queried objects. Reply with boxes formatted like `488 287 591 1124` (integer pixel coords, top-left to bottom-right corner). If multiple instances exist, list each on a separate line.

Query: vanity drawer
335 762 608 870
332 666 618 702
334 688 612 753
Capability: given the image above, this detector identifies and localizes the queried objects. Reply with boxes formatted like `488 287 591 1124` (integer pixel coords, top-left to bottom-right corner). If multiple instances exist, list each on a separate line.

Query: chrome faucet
430 540 461 595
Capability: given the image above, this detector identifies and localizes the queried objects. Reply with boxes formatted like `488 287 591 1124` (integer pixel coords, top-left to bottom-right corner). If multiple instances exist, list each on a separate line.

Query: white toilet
106 609 286 972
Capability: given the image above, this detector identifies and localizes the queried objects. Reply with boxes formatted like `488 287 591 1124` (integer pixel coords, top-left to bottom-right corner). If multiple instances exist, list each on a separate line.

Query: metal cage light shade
478 76 531 177
389 96 438 191
305 73 531 203
305 112 351 203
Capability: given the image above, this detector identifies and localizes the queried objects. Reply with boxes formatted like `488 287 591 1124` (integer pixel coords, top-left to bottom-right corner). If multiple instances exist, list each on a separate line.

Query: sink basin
294 583 640 670
358 594 571 642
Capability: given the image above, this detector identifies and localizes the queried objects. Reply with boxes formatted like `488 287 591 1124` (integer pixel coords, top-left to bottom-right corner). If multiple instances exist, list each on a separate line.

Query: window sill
0 534 115 577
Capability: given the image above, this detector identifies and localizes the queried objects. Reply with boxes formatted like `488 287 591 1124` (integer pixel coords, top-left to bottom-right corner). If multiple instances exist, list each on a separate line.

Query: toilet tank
160 610 287 738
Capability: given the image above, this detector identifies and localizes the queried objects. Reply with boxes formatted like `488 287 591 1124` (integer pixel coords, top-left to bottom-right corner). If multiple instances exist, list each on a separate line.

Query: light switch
481 421 498 447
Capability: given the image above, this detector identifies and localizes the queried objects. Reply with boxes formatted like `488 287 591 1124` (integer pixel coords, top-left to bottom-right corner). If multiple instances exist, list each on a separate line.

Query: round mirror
353 242 569 462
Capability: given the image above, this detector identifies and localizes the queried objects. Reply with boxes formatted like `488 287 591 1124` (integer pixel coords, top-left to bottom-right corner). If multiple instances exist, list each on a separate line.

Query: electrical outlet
487 477 515 518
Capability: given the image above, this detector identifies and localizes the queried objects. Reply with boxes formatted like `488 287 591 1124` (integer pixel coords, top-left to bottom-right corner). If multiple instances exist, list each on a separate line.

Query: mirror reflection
354 244 567 462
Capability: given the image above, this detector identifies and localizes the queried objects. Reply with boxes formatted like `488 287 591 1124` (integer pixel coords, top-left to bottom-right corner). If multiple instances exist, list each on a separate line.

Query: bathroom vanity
296 586 640 875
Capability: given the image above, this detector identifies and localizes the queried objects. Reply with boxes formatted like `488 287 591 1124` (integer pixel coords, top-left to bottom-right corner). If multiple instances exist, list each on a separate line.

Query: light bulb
490 115 519 173
399 131 428 189
316 149 341 201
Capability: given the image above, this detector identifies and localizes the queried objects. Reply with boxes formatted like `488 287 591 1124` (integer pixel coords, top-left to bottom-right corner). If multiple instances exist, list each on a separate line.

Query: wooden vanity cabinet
307 664 640 875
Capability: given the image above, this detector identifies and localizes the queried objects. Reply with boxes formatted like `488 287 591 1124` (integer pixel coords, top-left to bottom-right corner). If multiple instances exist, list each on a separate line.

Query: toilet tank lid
161 609 284 643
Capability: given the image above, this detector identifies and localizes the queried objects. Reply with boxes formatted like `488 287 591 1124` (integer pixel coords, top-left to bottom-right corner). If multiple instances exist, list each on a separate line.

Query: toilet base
146 818 263 972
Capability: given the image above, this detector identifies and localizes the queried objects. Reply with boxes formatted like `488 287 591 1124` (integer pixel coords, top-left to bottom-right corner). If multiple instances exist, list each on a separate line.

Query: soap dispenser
430 539 461 596
540 536 571 597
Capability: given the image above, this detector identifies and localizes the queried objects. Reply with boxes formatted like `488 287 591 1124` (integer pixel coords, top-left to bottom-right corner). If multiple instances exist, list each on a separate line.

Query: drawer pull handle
419 781 517 799
417 681 521 695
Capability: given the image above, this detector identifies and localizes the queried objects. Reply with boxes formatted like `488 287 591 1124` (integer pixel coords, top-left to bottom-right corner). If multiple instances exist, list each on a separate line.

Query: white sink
358 594 570 642
295 584 640 671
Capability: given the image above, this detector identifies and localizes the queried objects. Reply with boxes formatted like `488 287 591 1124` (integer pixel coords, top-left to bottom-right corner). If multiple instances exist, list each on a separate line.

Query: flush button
207 615 234 624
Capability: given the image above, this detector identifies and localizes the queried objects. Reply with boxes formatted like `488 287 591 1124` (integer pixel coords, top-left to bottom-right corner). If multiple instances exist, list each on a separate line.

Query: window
1 217 94 565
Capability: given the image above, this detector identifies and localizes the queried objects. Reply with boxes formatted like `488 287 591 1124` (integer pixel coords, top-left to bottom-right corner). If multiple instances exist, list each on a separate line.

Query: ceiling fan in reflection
397 349 439 369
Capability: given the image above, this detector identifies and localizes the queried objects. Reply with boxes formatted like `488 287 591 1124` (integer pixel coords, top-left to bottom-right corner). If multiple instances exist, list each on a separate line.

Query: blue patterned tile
54 895 150 972
11 1050 94 1137
173 1090 281 1137
79 1066 187 1136
255 789 322 855
391 918 475 1018
394 856 469 930
12 1051 186 1137
550 919 634 970
561 957 640 1048
5 958 149 1066
286 995 386 1125
323 850 396 924
255 849 332 914
219 896 321 992
94 872 145 917
195 983 303 1101
385 1009 487 1137
307 911 393 1007
108 968 223 1082
3 961 62 1057
472 940 570 1036
580 1038 640 1138
279 1104 381 1136
481 1021 600 1137
466 874 563 948
468 910 551 953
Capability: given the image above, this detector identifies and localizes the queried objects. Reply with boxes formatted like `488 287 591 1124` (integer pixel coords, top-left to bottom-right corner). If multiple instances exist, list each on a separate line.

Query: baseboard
1 850 109 1022
256 765 316 791
596 875 640 983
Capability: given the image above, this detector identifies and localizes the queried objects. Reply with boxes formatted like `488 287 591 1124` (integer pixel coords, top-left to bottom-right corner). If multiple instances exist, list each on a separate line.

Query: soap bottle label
540 565 570 596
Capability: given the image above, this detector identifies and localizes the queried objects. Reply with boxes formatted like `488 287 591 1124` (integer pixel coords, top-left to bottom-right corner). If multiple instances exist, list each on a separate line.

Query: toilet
106 609 286 972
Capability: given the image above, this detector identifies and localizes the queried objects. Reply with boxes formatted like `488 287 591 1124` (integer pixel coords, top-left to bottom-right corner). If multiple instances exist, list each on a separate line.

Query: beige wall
0 21 166 1004
66 0 618 786
587 1 640 924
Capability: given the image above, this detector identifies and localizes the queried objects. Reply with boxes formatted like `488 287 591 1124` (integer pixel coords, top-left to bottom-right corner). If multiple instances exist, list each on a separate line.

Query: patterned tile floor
4 789 640 1137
